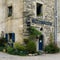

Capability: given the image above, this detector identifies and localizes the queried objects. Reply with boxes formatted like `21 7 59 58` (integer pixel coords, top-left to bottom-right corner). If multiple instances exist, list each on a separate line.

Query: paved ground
0 52 60 60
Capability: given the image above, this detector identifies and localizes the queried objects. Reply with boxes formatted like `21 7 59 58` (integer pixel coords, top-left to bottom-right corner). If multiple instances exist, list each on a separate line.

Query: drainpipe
54 0 57 44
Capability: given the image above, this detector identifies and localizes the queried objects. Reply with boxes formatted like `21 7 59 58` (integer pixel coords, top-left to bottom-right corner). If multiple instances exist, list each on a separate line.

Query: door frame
39 34 44 50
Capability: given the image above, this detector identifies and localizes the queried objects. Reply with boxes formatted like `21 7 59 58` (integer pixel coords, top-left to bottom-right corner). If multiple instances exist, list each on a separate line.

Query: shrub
14 42 26 51
44 33 59 54
7 46 15 54
0 46 4 51
14 42 28 55
44 43 59 53
24 39 29 44
26 41 36 53
19 51 28 56
0 38 7 47
6 43 28 55
0 38 7 51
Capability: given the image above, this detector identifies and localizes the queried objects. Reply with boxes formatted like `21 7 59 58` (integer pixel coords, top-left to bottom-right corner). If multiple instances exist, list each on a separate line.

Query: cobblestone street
0 52 60 60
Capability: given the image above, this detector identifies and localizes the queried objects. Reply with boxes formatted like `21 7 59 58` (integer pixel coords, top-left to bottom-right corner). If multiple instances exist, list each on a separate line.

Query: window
9 33 12 39
37 3 43 16
8 6 12 17
5 33 15 42
9 33 15 42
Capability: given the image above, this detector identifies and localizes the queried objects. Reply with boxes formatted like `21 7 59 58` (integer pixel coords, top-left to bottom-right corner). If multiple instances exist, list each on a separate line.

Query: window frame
8 6 13 17
35 1 44 18
36 3 43 16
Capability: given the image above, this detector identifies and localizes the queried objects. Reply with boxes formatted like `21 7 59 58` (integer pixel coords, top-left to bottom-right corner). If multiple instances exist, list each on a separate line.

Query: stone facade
0 0 24 43
0 0 55 45
24 0 55 45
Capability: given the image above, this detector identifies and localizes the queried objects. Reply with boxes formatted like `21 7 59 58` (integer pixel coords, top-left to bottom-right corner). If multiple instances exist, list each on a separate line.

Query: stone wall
7 0 24 43
24 0 55 45
0 0 7 36
0 0 55 44
1 0 24 43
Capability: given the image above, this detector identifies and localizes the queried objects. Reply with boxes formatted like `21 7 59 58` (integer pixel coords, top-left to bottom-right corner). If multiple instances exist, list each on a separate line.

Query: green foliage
44 33 59 53
6 43 27 55
29 26 42 40
44 43 59 53
30 26 41 36
7 46 15 54
0 38 7 47
0 46 4 51
14 42 26 51
6 46 27 55
18 51 28 56
49 33 54 44
24 39 29 44
26 41 36 53
0 38 7 52
23 26 41 54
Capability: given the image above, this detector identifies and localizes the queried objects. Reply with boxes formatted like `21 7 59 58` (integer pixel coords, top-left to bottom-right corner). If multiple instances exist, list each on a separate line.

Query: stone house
0 0 55 50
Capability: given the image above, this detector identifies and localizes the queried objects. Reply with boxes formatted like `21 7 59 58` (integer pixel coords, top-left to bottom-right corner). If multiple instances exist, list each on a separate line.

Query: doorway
39 34 44 50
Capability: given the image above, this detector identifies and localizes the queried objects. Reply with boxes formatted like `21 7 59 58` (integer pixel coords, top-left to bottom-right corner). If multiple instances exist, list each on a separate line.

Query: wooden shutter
12 33 15 42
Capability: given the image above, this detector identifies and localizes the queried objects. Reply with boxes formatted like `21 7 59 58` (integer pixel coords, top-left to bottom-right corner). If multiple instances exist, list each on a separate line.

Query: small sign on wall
32 18 52 26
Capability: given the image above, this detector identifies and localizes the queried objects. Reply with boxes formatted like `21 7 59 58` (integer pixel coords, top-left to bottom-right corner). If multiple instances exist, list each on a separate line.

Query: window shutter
5 33 8 42
12 33 15 42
